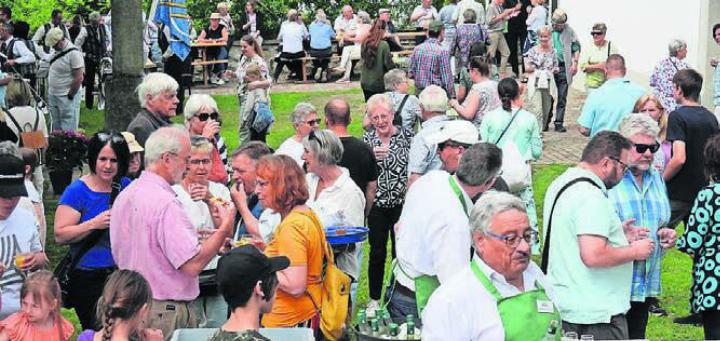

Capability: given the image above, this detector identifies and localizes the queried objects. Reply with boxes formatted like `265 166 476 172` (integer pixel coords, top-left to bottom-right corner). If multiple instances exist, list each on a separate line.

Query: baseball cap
216 245 290 301
45 27 65 47
591 22 607 33
427 120 479 145
428 20 444 33
0 154 27 198
120 132 144 153
378 8 390 15
210 12 222 20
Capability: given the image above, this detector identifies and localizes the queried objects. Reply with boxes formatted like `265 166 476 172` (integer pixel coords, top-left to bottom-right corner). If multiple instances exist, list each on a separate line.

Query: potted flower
46 130 87 195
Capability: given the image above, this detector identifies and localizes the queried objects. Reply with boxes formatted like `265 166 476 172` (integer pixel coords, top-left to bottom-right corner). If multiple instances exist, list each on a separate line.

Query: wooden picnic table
191 40 229 86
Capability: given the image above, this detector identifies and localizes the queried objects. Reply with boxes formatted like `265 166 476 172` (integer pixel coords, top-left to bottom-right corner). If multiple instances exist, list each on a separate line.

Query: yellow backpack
304 211 352 341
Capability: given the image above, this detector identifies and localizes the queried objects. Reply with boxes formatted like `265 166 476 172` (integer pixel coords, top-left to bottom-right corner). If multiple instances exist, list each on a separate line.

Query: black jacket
238 11 266 38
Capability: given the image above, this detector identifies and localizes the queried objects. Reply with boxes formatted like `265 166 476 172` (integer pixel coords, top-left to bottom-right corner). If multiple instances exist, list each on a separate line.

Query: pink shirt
110 171 201 301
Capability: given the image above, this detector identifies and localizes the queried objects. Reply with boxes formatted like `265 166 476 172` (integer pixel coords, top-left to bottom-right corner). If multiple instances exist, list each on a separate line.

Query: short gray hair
357 11 371 24
668 38 687 57
144 125 189 165
291 102 317 125
457 143 502 186
537 25 552 36
419 85 448 113
384 69 407 91
0 141 20 158
619 113 660 140
470 191 527 234
366 93 393 115
190 136 214 155
302 129 344 166
551 9 567 24
137 72 179 108
183 94 219 121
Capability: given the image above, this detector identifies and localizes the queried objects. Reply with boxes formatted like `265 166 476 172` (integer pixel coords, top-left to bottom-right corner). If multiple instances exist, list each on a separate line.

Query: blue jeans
209 46 228 75
192 294 228 328
48 93 81 131
384 277 419 323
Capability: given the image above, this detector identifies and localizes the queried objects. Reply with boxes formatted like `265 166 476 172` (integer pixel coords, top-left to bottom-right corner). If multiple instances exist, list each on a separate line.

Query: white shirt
394 170 472 290
453 0 486 24
306 168 366 279
6 106 49 142
172 181 231 270
411 5 439 28
2 36 36 64
275 137 305 167
422 256 553 341
334 15 358 32
0 208 42 319
74 25 110 55
277 21 308 53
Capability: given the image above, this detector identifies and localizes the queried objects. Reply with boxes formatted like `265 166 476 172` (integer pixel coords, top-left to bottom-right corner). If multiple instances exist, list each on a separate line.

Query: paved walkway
194 80 590 164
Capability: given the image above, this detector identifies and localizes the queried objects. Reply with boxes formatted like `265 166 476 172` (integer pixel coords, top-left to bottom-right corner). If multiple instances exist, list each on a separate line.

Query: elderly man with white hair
422 191 560 340
389 143 503 319
608 114 676 339
111 126 236 338
127 72 180 146
275 102 320 167
406 85 450 187
45 26 84 131
649 39 691 113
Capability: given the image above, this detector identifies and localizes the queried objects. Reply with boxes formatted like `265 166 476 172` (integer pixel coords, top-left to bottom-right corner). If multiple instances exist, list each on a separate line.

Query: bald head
605 54 626 78
324 98 351 127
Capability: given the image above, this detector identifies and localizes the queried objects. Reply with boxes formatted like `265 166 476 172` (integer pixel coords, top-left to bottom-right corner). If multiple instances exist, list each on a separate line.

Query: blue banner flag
155 0 191 61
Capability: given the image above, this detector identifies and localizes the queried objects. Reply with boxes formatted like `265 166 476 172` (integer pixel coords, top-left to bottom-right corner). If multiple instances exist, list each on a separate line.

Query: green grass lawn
47 90 702 340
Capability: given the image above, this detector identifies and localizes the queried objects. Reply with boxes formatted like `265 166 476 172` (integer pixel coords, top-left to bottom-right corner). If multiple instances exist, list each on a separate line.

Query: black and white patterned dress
363 127 414 208
677 183 720 312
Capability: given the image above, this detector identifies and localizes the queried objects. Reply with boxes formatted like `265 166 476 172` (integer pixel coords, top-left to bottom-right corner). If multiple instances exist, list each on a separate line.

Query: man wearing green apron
388 140 503 320
422 191 562 340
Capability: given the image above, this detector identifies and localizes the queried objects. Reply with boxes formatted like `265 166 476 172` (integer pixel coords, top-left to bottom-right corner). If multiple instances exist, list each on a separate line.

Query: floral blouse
234 54 271 96
677 183 720 313
455 23 488 69
363 127 414 208
525 46 559 73
649 56 690 113
468 79 501 127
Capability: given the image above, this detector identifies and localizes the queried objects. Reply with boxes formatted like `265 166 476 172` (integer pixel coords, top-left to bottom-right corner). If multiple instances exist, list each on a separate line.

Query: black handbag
54 180 120 306
198 269 218 297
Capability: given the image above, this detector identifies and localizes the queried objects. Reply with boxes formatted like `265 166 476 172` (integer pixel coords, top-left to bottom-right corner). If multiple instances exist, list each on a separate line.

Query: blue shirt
309 21 335 50
59 177 131 269
577 77 646 137
235 195 264 236
608 169 670 301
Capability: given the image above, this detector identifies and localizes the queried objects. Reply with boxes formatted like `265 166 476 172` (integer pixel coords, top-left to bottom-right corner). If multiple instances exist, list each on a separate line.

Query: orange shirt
0 312 74 341
262 209 324 327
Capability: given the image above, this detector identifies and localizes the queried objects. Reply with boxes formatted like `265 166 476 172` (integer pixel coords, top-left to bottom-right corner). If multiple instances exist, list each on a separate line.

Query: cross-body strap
607 41 611 59
49 47 78 66
540 177 601 273
395 94 409 117
495 108 521 145
4 109 23 135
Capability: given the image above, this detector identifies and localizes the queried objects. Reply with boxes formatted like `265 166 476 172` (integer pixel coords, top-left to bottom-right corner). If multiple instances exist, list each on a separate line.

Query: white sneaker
215 78 226 85
366 299 380 312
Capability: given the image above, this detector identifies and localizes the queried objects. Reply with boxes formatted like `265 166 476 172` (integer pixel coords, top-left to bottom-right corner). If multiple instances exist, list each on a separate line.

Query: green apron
412 176 471 316
471 261 562 341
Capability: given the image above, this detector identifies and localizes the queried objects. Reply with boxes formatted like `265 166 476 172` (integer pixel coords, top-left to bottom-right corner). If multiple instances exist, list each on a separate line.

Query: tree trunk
105 0 145 131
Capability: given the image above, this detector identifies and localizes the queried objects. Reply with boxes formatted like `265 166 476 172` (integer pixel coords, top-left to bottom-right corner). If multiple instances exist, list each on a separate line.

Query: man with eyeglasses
111 126 236 338
577 54 645 137
607 114 676 339
422 191 559 340
275 102 320 167
389 143 502 320
543 131 654 340
127 72 180 147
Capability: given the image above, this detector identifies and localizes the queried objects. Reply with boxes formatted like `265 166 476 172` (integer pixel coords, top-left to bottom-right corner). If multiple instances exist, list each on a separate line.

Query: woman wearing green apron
422 191 562 340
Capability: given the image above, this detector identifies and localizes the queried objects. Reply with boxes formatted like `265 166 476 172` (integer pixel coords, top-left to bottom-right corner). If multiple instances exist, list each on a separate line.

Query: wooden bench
191 41 228 86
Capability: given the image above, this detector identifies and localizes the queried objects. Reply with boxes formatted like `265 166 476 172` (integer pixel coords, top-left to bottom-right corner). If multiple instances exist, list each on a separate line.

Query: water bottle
382 310 393 327
388 323 399 339
370 318 380 337
357 311 370 334
407 321 417 340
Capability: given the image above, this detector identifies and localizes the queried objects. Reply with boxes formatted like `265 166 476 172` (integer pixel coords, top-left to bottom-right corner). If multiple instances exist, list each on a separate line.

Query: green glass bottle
407 321 417 340
388 323 399 339
370 318 380 337
357 311 370 334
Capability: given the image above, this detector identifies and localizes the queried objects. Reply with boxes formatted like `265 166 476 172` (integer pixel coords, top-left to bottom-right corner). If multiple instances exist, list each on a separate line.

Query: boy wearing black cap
210 245 290 341
0 150 46 318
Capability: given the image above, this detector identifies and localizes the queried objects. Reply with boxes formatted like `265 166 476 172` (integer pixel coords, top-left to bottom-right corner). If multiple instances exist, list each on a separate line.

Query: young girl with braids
0 271 74 341
77 270 163 341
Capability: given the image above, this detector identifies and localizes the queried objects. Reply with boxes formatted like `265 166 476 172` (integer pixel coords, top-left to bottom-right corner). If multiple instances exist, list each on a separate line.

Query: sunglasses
305 118 321 126
634 143 660 154
609 156 629 173
590 31 605 36
196 112 219 122
97 132 126 144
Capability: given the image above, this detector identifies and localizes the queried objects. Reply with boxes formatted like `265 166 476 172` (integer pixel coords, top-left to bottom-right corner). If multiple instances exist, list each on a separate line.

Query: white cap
427 120 479 145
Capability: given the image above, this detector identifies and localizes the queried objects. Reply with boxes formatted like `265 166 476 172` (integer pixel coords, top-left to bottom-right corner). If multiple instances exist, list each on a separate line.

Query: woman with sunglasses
184 94 229 183
578 22 618 94
276 103 320 168
608 113 675 339
53 131 131 330
634 94 670 171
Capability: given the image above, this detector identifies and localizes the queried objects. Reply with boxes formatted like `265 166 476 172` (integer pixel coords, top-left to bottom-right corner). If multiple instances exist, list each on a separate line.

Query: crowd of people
0 1 720 341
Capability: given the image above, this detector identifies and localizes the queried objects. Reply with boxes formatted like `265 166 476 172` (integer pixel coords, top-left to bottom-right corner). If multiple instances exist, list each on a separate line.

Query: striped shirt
608 169 671 301
407 38 455 98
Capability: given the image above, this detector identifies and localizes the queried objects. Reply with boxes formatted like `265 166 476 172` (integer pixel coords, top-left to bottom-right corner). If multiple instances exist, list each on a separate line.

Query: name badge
536 299 554 313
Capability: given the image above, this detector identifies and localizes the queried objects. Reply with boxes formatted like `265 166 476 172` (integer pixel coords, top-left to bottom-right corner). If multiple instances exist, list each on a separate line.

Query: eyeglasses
590 31 605 36
97 132 126 144
442 141 472 149
196 112 220 122
633 143 660 154
189 158 212 166
308 130 324 148
609 156 629 173
305 118 321 126
485 229 538 248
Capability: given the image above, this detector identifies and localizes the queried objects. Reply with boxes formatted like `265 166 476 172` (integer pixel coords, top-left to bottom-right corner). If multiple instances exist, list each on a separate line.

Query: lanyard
448 175 469 216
